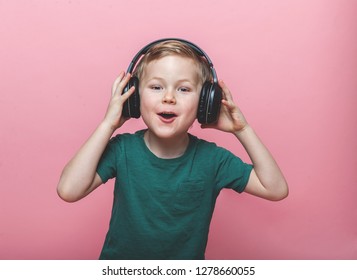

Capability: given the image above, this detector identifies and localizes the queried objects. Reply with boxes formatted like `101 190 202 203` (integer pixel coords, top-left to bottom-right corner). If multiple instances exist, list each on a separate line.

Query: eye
150 85 162 91
178 87 190 93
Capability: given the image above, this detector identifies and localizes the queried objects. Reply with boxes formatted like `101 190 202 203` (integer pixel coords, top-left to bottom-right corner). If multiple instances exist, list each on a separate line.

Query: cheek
139 92 161 125
182 95 199 119
139 96 153 126
139 91 154 111
188 101 198 114
189 94 200 110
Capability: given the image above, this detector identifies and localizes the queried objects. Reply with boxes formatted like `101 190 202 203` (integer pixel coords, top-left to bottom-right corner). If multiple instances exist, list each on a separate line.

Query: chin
146 124 191 140
150 129 184 139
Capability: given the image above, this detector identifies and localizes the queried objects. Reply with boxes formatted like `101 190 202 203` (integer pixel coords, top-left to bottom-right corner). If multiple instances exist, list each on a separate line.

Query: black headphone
122 38 222 124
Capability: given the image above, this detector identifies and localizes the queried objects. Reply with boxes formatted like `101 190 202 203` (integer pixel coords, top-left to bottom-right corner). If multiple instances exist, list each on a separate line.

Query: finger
115 73 132 96
221 99 236 111
121 84 136 102
112 72 133 97
111 71 125 96
219 80 234 102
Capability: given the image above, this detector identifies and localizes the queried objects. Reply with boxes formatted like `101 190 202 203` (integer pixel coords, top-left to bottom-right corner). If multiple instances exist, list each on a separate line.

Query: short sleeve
214 147 253 193
96 135 121 183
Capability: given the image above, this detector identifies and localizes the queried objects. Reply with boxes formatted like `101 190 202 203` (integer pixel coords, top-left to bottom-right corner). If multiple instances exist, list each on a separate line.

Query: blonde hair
133 40 212 85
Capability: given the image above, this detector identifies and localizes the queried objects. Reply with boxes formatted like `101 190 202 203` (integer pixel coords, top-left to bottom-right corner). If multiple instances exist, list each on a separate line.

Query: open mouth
158 112 177 119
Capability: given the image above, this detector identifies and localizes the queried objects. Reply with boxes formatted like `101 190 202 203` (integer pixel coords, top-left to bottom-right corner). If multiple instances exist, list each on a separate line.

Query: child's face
139 55 201 139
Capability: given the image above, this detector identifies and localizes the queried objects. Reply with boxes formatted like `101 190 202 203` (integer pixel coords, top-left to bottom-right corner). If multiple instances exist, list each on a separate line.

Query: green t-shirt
97 130 253 260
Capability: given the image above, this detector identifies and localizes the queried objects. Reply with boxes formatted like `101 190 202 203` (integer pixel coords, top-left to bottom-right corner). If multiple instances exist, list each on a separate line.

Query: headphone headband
126 38 218 83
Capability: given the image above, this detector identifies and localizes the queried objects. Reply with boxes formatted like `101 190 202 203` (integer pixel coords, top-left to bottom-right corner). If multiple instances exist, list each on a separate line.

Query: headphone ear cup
122 76 140 118
197 82 222 124
208 83 222 124
197 81 211 124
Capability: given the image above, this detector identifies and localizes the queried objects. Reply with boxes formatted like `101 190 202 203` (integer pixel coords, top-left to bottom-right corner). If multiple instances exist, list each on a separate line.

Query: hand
103 71 136 131
201 80 248 134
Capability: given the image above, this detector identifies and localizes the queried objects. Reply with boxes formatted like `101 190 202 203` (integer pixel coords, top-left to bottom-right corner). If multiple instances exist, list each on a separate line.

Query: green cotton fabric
97 130 253 260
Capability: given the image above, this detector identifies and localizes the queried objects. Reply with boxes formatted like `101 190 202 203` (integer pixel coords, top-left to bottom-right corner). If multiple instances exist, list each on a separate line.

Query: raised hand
103 71 136 131
201 80 248 134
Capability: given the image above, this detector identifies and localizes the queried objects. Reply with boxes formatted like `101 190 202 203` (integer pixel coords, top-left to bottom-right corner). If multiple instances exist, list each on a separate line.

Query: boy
57 39 288 260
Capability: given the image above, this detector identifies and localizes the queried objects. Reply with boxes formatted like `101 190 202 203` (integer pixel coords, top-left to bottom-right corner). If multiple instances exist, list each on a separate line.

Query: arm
57 72 135 202
202 80 288 201
234 125 288 200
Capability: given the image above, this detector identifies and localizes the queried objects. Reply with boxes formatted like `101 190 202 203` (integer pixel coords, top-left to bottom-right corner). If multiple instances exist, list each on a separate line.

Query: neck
144 130 189 159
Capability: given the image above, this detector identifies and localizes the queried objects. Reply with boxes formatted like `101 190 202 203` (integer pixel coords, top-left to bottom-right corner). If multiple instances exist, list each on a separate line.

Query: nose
162 89 176 105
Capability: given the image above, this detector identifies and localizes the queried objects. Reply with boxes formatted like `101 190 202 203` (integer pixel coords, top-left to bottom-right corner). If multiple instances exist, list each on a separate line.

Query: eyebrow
147 77 196 85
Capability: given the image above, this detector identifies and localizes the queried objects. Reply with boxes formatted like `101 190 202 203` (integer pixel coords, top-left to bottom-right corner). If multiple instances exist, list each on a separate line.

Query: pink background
0 0 356 259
